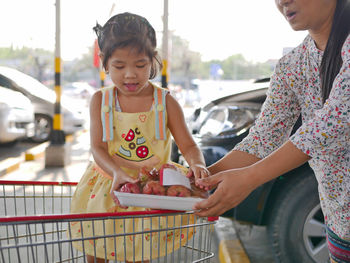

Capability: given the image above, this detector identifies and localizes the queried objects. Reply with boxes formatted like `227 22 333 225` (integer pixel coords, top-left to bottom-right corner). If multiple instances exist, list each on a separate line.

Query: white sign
161 168 191 190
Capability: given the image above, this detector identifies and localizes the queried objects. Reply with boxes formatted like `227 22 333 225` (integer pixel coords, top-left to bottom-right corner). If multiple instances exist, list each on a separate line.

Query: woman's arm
233 55 302 161
207 150 261 175
166 94 208 180
194 140 310 216
205 57 302 184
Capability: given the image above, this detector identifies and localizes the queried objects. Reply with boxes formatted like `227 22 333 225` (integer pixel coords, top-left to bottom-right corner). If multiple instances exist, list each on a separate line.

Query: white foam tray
114 191 205 211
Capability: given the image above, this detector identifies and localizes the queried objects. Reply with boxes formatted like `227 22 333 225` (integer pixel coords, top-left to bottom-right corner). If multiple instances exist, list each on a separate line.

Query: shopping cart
0 180 217 263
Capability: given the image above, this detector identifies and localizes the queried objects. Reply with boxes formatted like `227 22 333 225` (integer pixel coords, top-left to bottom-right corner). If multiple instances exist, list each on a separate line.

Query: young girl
69 12 209 262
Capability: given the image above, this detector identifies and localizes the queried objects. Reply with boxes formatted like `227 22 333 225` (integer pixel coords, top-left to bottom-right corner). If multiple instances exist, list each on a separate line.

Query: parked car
172 78 329 263
0 86 35 145
63 81 96 104
0 67 87 143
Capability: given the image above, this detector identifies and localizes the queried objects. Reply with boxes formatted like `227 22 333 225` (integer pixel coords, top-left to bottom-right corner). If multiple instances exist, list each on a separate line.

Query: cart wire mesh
0 180 217 263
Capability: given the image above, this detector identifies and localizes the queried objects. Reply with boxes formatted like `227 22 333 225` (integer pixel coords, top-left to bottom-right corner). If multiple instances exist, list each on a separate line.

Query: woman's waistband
326 226 350 262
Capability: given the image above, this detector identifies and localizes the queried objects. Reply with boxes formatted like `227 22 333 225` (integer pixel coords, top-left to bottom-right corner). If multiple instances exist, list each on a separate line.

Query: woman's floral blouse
235 34 350 239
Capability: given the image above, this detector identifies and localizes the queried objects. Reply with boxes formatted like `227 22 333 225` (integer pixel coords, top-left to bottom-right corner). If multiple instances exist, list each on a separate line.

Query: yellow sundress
69 83 194 261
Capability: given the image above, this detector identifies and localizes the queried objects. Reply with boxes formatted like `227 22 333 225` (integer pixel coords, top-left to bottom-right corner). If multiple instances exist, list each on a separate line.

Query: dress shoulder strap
101 86 115 142
153 84 169 140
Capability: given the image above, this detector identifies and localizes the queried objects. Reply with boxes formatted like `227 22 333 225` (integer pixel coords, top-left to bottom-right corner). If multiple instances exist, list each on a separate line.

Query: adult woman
194 0 350 262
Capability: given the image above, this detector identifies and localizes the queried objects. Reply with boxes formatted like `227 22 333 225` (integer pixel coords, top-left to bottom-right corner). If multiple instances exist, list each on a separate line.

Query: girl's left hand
110 169 139 206
187 164 210 185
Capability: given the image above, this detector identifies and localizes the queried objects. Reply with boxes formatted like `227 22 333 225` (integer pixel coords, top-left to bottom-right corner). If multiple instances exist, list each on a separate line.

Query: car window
0 75 14 90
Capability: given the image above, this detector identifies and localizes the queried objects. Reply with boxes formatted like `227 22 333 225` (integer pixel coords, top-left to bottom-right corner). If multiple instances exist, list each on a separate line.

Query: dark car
172 78 329 263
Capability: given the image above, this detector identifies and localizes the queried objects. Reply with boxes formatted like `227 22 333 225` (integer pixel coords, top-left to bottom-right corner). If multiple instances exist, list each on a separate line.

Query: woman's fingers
193 190 219 211
192 188 230 216
193 182 236 216
194 169 257 217
196 172 222 189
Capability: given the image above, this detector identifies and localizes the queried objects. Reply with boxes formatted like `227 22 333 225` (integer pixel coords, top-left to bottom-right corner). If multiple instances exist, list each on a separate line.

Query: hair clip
93 22 103 39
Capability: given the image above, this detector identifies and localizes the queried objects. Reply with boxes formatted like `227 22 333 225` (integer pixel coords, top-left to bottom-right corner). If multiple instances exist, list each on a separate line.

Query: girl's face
105 46 152 96
275 0 336 33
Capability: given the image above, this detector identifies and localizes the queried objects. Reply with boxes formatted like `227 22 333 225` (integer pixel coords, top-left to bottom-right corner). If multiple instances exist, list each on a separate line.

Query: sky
1 0 308 63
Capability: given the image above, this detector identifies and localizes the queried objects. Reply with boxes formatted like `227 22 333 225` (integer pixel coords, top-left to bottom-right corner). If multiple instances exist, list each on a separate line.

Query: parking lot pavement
0 140 38 176
0 140 37 161
233 221 275 263
214 217 250 263
0 131 90 182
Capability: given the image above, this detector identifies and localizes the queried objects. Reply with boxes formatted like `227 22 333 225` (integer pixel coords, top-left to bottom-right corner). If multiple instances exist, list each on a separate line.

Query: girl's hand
109 169 139 206
186 164 210 186
193 167 259 217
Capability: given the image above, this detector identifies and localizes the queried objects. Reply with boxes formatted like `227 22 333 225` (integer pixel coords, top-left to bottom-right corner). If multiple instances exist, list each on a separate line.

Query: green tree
169 35 203 86
0 47 53 82
62 46 99 86
0 37 274 87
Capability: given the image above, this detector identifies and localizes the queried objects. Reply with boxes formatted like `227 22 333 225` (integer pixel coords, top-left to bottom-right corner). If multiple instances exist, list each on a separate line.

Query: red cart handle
0 180 78 186
0 210 197 223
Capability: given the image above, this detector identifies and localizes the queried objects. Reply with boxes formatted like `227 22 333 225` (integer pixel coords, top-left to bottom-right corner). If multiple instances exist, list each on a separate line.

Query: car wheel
267 172 329 263
32 114 52 143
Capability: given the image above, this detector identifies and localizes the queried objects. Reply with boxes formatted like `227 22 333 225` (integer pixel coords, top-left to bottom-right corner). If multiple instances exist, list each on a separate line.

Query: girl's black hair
93 12 162 79
320 0 350 103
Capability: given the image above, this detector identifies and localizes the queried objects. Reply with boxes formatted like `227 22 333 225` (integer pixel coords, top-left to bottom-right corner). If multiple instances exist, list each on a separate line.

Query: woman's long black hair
320 0 350 103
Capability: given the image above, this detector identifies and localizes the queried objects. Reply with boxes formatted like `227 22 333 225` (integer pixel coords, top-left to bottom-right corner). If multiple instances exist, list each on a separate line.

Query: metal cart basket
0 180 217 262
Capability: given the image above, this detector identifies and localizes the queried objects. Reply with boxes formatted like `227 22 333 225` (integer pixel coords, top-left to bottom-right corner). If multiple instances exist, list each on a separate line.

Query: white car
0 66 87 143
0 86 35 145
63 82 96 102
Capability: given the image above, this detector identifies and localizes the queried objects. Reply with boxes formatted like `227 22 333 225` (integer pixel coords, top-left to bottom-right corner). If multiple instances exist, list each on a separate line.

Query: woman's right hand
193 167 260 217
109 169 139 206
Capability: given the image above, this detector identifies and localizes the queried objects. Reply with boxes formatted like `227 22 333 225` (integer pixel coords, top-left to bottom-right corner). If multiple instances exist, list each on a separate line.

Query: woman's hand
186 164 210 185
109 169 139 206
192 167 259 217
